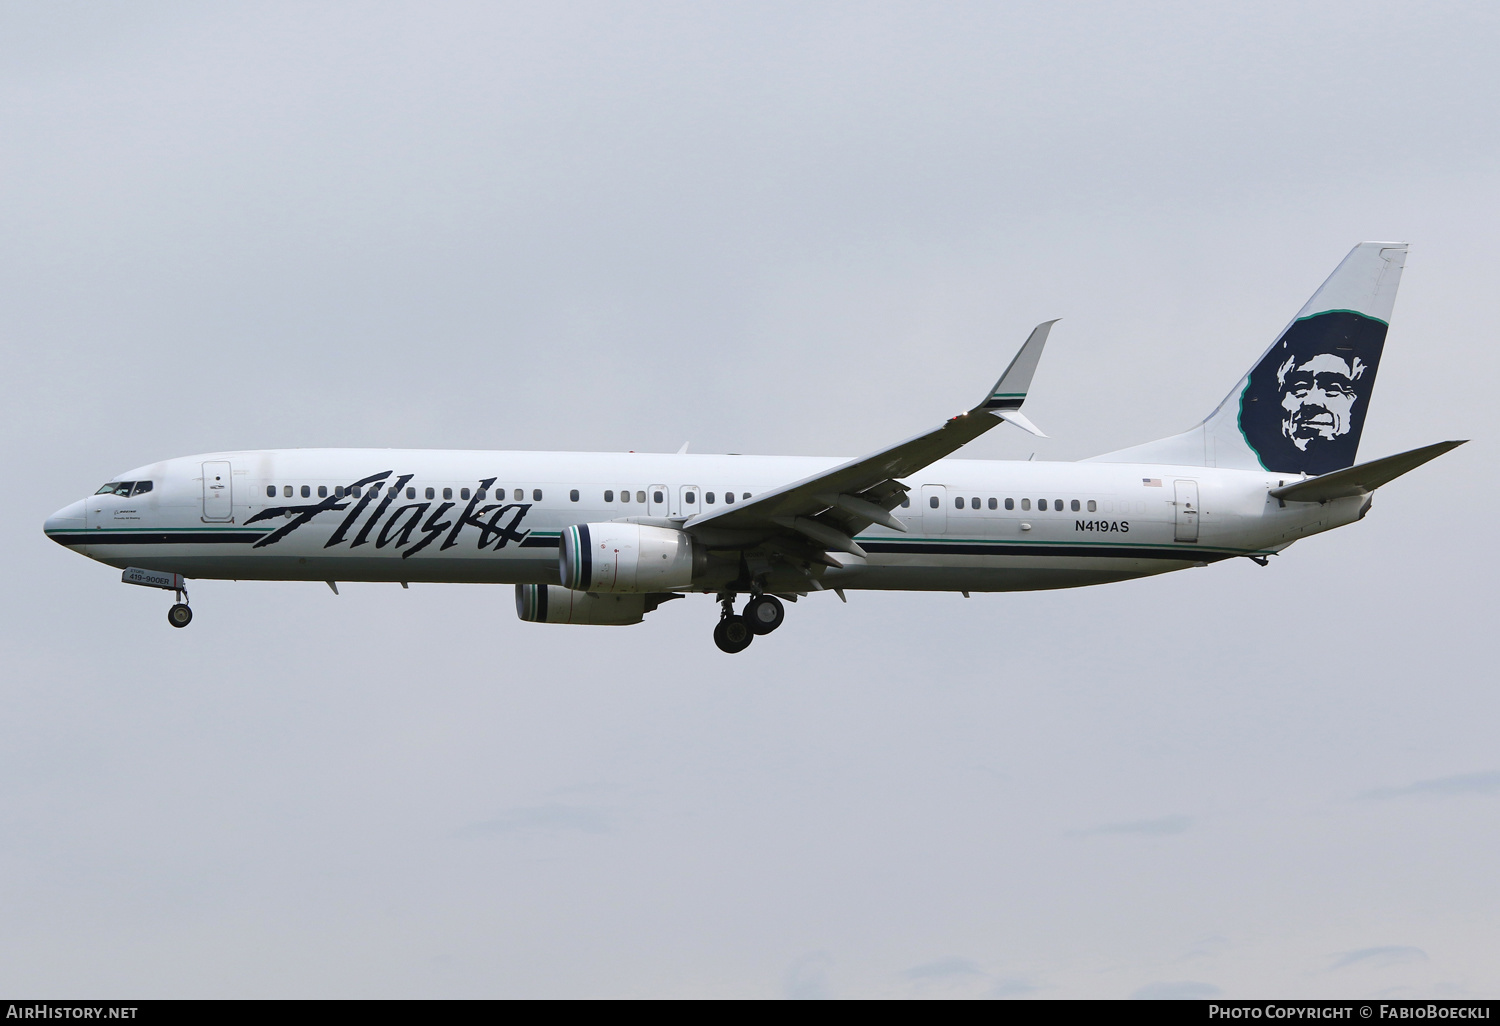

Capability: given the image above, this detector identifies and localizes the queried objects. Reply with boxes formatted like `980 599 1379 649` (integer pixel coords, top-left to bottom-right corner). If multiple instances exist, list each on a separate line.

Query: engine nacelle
559 522 702 593
515 584 651 625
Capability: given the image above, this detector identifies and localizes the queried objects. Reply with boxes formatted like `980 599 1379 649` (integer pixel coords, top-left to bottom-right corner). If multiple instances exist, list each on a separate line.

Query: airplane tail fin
1091 242 1408 473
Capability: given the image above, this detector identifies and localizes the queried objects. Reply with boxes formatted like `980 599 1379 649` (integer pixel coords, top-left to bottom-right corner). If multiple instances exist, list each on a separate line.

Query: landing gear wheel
713 615 754 654
168 603 193 628
744 595 785 635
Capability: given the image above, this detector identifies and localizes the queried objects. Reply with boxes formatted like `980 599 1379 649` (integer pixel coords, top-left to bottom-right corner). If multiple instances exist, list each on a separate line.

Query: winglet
995 409 1047 437
980 320 1057 434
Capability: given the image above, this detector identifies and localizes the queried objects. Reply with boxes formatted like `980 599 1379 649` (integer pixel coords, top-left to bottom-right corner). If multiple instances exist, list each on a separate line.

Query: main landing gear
712 593 785 654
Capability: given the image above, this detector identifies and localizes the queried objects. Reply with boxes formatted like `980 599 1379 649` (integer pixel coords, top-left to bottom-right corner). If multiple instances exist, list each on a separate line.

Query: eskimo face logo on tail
1239 310 1388 475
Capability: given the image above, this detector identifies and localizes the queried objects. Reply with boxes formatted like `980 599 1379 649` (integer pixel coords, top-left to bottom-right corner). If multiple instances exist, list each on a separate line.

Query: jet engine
559 523 704 593
515 584 666 626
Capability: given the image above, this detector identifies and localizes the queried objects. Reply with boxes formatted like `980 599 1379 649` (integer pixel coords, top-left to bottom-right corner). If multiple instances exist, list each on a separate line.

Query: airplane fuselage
44 448 1361 595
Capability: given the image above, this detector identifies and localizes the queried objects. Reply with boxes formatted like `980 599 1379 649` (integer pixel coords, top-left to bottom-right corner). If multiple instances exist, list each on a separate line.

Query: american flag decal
1142 478 1162 487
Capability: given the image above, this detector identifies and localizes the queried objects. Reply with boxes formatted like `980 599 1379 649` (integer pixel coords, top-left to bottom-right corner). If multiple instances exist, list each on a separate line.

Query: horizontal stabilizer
1270 440 1466 503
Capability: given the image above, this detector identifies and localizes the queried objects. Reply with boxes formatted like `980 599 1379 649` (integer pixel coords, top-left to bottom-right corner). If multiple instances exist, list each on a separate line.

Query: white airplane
45 242 1464 653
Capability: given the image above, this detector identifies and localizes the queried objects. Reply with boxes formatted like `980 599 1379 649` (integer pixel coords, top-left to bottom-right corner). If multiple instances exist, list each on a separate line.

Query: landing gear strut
713 593 753 654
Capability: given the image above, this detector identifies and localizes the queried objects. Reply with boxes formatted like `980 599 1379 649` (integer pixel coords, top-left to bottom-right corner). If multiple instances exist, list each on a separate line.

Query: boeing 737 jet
45 243 1464 652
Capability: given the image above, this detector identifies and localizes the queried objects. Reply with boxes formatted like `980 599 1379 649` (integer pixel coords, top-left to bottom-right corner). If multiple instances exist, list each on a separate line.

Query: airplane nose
44 499 87 546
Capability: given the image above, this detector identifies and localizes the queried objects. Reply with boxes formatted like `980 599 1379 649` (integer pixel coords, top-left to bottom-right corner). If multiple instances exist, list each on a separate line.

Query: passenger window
971 496 979 508
477 489 487 500
570 489 580 502
1021 498 1031 511
725 492 734 504
929 496 940 509
706 492 715 504
1036 499 1046 510
425 487 435 500
335 485 345 498
461 488 471 500
605 490 614 502
133 481 153 496
1005 498 1014 510
901 497 910 508
988 497 997 510
301 485 311 498
406 487 415 499
1087 499 1097 512
1055 499 1063 510
514 489 524 501
533 489 543 502
1071 499 1080 512
620 490 630 503
639 491 648 503
684 491 695 504
283 485 292 498
97 483 122 495
742 492 751 500
266 485 276 498
443 487 453 501
955 497 964 509
352 486 362 497
653 490 664 503
318 485 327 498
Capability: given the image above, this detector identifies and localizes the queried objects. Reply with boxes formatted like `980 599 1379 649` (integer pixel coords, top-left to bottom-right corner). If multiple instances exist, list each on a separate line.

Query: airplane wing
1269 440 1467 504
683 321 1058 558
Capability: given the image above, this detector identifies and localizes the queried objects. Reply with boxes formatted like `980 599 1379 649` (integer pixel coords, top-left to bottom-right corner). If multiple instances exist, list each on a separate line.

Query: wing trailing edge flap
684 320 1059 556
1269 440 1466 503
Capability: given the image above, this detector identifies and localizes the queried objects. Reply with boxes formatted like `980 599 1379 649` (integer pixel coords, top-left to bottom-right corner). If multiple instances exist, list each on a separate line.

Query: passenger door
1173 479 1199 542
921 484 948 536
202 461 233 522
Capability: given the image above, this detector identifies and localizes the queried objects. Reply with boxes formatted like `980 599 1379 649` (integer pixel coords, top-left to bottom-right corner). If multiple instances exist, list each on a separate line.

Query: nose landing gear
121 568 195 629
168 600 193 628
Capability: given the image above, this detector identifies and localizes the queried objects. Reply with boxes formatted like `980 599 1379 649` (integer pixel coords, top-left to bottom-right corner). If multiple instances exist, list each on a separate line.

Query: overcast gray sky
2 0 1497 998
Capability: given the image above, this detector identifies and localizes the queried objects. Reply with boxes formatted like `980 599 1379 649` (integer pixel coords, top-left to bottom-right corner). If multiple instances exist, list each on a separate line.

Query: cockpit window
95 480 153 496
